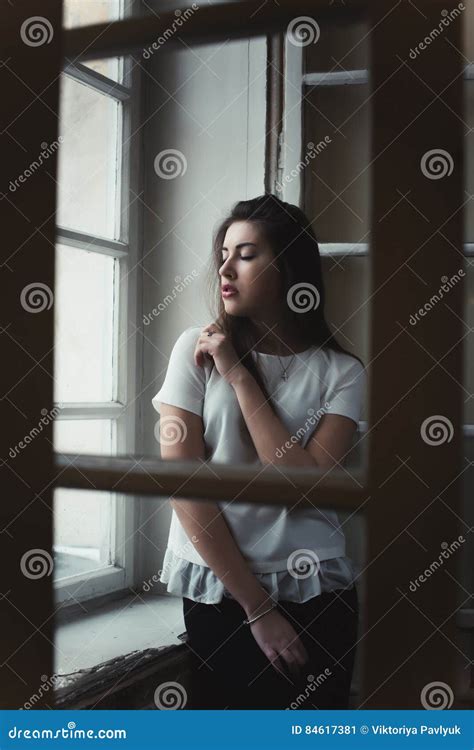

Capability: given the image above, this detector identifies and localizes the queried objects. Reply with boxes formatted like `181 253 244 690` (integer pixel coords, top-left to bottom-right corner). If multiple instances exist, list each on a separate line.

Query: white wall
138 35 267 590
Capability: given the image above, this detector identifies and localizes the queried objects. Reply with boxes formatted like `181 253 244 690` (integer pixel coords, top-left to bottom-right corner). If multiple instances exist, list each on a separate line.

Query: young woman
152 194 367 710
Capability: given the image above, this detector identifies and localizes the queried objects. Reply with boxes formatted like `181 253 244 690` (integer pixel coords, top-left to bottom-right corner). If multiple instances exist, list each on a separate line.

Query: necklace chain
276 353 296 381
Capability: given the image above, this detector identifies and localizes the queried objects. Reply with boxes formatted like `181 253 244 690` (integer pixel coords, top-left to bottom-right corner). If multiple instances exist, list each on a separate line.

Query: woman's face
218 221 281 317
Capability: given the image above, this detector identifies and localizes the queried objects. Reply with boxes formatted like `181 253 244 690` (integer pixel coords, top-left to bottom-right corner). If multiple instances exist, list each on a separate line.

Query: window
52 2 142 605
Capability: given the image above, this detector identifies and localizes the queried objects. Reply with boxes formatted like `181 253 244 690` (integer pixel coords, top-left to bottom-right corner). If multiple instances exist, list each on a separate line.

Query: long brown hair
204 193 364 405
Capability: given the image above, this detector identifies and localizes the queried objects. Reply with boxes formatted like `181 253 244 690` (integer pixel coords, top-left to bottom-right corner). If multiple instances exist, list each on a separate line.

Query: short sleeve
151 327 206 417
323 355 366 427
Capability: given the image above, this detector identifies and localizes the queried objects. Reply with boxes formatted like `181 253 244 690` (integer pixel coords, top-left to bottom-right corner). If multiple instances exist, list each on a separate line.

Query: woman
152 194 366 710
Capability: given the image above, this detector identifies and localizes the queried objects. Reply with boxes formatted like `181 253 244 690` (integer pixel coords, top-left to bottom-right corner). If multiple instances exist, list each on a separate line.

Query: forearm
230 371 316 467
170 498 274 617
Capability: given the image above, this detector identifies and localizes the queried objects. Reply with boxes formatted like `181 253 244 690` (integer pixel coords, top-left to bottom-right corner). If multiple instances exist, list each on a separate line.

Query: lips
222 284 237 292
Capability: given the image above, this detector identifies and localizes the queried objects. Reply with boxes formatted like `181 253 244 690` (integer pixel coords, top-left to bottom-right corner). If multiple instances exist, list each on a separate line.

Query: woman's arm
229 369 357 470
158 403 273 620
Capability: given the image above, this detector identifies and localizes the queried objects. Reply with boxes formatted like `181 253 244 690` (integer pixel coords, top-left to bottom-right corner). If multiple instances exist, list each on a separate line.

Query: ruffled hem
159 547 356 605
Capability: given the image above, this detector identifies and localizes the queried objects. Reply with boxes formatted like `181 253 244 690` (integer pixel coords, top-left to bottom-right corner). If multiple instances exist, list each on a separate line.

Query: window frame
53 28 142 606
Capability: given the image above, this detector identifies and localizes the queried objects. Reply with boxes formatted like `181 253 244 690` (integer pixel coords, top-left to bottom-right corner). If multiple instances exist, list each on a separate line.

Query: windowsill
54 593 185 675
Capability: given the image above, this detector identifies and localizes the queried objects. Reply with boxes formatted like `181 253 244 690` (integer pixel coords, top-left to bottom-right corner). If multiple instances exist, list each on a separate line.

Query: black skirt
182 586 359 710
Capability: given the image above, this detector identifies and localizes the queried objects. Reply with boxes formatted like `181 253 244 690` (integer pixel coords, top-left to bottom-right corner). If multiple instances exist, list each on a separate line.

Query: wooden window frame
2 0 469 709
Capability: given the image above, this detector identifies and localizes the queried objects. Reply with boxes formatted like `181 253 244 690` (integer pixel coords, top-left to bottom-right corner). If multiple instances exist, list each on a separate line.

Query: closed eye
221 255 255 262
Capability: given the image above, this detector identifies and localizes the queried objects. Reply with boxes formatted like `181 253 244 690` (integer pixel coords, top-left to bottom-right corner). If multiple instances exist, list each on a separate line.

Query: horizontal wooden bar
63 61 131 100
56 227 129 257
63 0 367 61
53 453 367 511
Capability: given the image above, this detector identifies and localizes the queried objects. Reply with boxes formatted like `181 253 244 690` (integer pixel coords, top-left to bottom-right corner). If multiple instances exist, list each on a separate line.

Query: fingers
267 650 288 678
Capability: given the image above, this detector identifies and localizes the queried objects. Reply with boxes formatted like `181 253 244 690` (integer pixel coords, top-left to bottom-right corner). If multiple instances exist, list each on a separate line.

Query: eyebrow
221 242 257 251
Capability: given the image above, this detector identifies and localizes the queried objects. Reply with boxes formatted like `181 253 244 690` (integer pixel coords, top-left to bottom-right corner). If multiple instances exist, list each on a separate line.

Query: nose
219 257 235 279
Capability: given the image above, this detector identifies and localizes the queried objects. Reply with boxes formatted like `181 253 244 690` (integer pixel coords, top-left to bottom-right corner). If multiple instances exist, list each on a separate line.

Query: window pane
83 56 123 84
303 19 370 243
54 244 116 403
57 75 120 239
53 419 115 581
465 263 473 425
63 0 122 29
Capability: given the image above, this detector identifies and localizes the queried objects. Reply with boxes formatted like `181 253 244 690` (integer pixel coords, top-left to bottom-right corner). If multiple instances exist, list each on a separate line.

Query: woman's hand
249 608 310 681
194 323 248 385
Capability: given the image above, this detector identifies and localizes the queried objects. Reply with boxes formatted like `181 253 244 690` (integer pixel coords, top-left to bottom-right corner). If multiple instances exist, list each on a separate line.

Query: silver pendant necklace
277 353 296 381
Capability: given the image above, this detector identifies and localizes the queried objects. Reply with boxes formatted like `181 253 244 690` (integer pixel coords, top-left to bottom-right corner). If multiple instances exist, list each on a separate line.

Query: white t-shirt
152 325 366 574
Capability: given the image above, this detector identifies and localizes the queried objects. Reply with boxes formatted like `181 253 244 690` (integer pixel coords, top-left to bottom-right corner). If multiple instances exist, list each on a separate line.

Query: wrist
226 365 252 388
243 590 275 619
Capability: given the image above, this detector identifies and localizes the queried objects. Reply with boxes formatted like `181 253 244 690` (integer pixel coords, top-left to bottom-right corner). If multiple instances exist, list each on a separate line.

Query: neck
250 318 310 356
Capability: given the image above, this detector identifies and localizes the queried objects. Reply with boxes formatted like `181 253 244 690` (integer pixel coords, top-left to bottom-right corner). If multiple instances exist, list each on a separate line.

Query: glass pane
62 0 151 27
54 243 116 403
465 77 474 242
83 56 123 84
53 419 115 581
465 264 473 425
57 75 120 239
304 82 371 243
63 0 122 29
302 19 370 243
